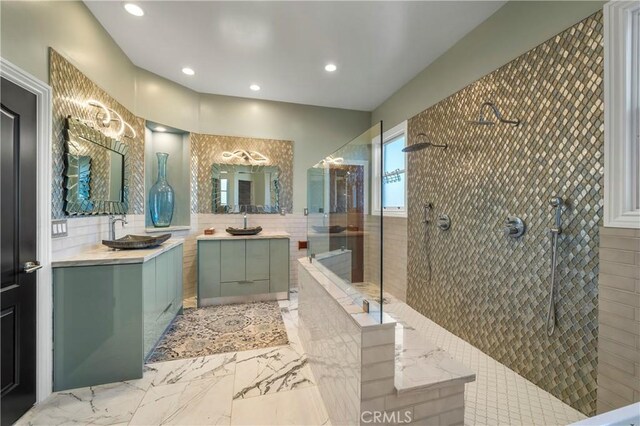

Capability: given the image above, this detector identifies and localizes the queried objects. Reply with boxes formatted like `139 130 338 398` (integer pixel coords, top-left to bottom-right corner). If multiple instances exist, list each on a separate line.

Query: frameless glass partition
307 122 383 323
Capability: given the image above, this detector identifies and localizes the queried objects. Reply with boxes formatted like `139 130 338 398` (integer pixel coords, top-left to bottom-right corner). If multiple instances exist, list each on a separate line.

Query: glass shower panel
307 122 383 323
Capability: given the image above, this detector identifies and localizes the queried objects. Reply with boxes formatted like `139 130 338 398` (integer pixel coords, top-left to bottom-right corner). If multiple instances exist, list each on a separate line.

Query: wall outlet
52 219 68 238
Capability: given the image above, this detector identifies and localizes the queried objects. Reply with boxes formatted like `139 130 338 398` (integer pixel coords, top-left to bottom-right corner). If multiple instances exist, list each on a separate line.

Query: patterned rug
147 301 289 363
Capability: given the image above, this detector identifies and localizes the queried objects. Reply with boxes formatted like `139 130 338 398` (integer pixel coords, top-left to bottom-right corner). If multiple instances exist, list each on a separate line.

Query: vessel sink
312 225 346 234
226 226 263 236
102 234 171 250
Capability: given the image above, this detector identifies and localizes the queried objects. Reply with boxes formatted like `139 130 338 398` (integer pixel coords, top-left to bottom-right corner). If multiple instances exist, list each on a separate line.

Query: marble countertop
52 239 184 268
393 322 476 394
197 231 290 241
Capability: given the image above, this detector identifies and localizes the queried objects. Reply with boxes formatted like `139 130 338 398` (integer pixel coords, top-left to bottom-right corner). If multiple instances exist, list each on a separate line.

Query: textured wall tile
50 49 144 218
406 12 603 415
190 133 293 214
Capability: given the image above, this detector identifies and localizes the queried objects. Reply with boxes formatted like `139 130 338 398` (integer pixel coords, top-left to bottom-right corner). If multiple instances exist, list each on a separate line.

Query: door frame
1 58 53 403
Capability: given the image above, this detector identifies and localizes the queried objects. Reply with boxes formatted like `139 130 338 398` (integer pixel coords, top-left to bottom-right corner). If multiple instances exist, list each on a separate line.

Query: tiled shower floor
385 302 587 426
18 290 586 425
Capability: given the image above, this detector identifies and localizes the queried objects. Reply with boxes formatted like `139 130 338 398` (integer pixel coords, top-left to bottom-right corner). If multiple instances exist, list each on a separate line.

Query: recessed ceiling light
182 67 195 76
325 63 337 72
155 126 167 132
124 3 144 17
249 84 261 91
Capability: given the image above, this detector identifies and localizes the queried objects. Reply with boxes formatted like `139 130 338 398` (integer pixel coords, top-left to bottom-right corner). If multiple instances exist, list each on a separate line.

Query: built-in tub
571 403 640 426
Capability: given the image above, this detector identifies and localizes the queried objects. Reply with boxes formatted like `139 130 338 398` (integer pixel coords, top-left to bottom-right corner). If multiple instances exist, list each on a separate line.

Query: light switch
52 219 68 238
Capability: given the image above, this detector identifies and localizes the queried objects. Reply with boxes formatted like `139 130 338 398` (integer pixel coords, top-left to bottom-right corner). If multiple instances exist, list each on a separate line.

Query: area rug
147 301 289 363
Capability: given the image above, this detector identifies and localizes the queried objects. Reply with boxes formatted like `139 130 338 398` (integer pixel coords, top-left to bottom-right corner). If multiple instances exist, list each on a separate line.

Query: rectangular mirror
64 117 129 215
211 163 281 213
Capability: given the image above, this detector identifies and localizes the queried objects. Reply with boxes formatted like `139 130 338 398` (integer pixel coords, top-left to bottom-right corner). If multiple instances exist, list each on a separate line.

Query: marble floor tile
147 352 237 386
232 345 315 400
230 386 330 426
16 370 156 425
129 374 234 425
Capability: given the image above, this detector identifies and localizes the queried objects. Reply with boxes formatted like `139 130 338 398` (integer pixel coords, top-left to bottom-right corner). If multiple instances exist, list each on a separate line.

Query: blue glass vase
149 152 174 227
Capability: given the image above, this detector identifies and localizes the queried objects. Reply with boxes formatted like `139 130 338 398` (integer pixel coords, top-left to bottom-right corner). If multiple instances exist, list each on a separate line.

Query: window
382 135 406 212
220 178 228 206
604 1 640 228
374 121 407 217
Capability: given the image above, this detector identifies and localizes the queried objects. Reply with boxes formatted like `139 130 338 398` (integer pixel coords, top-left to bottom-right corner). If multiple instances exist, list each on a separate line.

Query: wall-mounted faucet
108 214 127 241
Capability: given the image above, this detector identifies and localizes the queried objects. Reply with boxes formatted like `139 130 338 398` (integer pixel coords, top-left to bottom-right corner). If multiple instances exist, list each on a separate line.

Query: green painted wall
372 1 606 128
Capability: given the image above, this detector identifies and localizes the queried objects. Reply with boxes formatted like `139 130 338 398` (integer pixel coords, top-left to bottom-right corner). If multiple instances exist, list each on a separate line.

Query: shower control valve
504 216 526 238
436 214 451 231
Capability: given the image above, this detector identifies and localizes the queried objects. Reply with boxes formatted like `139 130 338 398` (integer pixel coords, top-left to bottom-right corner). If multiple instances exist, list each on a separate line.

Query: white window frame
373 120 408 217
604 1 640 228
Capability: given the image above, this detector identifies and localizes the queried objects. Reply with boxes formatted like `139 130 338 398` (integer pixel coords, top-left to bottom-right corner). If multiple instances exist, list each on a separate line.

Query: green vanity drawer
246 239 270 281
221 240 246 282
220 280 270 297
269 239 289 293
198 240 221 299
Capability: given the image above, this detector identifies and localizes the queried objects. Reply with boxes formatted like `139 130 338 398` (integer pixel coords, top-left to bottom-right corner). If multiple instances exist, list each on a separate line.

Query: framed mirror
64 116 129 215
211 163 281 213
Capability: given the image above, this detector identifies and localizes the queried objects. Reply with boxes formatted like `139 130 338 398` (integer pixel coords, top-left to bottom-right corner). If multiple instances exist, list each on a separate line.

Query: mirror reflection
211 163 281 213
64 117 128 215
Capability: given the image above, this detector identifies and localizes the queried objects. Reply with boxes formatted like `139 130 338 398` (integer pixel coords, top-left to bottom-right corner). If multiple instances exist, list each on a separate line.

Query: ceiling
85 1 505 111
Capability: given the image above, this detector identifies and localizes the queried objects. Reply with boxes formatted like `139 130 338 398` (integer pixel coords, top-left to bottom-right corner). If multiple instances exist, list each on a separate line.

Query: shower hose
546 231 560 336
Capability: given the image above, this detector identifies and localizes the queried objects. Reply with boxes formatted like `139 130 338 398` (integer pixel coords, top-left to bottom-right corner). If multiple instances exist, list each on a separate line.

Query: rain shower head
469 102 520 127
402 133 447 153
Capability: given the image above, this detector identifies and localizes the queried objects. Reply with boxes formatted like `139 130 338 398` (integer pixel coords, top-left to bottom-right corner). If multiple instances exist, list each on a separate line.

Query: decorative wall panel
406 13 603 415
191 133 293 213
50 49 144 218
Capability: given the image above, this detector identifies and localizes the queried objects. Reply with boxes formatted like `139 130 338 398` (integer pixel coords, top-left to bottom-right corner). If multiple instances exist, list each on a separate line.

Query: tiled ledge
393 317 476 394
299 257 476 425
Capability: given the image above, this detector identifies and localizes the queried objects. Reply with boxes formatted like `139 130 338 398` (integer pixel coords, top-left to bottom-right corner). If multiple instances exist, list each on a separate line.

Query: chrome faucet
243 213 248 229
108 214 127 241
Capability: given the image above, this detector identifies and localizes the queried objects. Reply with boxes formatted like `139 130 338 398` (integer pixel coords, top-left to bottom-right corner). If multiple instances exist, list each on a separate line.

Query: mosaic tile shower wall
50 49 145 218
406 13 603 415
190 133 294 214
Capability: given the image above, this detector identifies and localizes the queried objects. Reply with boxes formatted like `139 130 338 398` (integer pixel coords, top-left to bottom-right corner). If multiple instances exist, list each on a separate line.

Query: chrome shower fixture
423 203 433 224
436 214 451 231
402 133 448 153
546 196 565 336
469 102 520 127
504 216 526 238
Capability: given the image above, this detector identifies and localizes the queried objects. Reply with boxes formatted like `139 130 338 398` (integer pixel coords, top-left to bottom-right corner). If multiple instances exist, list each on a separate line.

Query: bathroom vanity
197 232 290 306
52 240 183 391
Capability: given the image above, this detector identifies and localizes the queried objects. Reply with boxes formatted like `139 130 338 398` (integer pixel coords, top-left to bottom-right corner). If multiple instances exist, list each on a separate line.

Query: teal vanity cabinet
197 234 289 306
52 241 183 391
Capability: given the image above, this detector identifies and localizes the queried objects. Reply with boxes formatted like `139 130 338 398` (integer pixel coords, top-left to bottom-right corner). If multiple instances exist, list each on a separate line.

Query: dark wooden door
1 77 38 426
238 180 252 207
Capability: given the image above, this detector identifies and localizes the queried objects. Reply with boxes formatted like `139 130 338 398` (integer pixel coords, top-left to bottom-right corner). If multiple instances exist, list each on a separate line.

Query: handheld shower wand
547 197 564 336
423 203 434 286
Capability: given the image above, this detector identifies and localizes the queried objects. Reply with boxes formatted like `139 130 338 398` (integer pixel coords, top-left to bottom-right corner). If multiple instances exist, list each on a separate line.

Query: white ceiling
85 1 505 111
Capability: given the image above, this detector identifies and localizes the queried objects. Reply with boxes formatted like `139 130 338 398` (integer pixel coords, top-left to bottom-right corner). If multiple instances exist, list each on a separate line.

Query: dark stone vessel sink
102 234 171 250
226 226 263 236
312 225 346 234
